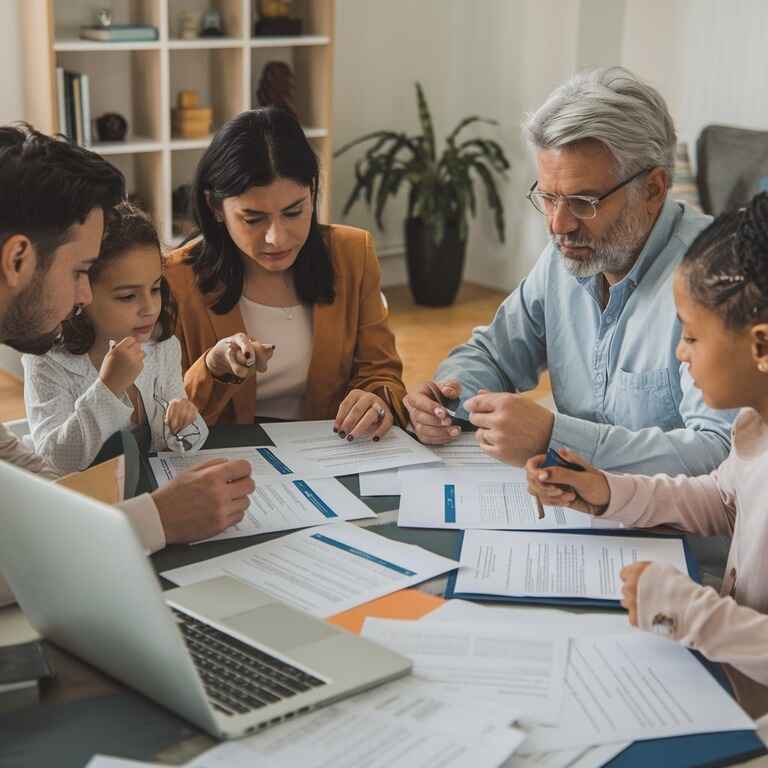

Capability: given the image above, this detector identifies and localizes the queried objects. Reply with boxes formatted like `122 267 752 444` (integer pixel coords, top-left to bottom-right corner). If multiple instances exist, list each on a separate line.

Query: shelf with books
56 49 163 147
22 0 335 239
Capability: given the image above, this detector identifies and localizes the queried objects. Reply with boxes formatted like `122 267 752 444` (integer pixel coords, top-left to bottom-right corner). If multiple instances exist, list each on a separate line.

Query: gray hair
523 66 676 185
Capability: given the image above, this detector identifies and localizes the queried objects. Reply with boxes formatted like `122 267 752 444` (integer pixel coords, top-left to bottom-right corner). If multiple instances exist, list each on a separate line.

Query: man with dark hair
0 126 254 605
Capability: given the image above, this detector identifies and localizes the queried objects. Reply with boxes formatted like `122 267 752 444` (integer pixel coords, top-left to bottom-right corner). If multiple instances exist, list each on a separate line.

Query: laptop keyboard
172 608 327 717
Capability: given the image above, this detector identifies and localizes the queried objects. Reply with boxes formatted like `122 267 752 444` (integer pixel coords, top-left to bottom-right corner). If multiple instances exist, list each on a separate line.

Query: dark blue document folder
445 528 700 609
445 529 765 767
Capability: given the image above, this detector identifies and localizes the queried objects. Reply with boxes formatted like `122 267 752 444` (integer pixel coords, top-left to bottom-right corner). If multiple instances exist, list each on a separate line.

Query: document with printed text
189 677 526 768
521 633 754 752
161 522 460 617
361 617 568 724
201 477 376 542
454 529 689 600
150 445 317 483
359 433 507 496
398 469 614 530
262 421 439 476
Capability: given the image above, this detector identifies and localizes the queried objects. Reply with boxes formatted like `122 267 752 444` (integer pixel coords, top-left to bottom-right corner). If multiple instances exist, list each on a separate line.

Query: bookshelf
21 0 335 245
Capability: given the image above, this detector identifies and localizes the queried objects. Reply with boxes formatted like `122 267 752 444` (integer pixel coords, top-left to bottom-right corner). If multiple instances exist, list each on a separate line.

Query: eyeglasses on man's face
526 167 653 220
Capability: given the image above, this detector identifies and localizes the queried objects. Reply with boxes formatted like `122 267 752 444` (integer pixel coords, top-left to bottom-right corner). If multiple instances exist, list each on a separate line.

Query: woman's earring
759 361 768 373
73 304 84 317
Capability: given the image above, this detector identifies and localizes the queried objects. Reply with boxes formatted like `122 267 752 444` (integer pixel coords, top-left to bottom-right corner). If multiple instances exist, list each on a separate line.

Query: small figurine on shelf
254 0 302 36
199 8 224 37
95 8 112 28
256 62 297 117
171 91 212 139
178 10 201 40
95 113 127 142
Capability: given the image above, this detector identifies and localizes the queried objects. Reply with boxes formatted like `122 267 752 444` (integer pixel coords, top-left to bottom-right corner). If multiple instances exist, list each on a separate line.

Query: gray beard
554 199 650 279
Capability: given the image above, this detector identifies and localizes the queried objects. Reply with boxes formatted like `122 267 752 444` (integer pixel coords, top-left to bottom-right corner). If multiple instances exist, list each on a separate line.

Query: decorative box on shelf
171 91 212 139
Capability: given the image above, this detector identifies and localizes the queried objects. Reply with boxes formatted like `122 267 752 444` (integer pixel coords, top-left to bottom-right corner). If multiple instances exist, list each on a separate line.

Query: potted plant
334 83 510 306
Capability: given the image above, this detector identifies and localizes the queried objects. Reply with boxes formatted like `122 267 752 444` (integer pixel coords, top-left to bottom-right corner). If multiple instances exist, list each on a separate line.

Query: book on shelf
56 68 92 147
0 640 54 713
79 24 158 42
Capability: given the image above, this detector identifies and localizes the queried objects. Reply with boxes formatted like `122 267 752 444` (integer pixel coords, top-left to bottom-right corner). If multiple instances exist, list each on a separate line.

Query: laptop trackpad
223 604 336 653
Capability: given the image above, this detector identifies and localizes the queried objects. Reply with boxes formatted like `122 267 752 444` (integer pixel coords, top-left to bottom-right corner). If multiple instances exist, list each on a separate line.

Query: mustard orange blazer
164 224 408 427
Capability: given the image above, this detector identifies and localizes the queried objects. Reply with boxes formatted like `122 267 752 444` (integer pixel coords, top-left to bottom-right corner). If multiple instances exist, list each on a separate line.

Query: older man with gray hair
404 66 734 475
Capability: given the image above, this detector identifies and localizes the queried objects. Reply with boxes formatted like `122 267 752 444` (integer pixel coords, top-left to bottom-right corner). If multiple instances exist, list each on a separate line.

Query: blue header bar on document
257 447 294 475
310 532 417 576
293 480 338 518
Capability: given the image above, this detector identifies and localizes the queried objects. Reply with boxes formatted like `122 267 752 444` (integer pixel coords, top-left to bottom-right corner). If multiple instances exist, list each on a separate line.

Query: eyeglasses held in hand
152 379 200 453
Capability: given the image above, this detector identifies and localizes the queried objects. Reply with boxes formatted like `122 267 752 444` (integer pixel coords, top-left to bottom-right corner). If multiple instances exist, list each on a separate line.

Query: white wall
622 0 768 151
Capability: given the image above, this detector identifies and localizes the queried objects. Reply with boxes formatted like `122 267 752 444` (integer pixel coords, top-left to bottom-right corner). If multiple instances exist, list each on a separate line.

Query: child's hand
620 561 652 625
100 337 145 396
205 333 275 381
525 448 611 516
165 398 198 434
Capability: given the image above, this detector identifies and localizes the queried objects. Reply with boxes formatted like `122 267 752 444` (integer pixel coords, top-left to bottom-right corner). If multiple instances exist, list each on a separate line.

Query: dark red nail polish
332 427 338 433
338 431 346 438
373 436 380 442
346 434 354 442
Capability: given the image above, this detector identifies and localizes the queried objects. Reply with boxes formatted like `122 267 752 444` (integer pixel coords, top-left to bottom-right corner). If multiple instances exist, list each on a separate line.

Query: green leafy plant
334 82 510 245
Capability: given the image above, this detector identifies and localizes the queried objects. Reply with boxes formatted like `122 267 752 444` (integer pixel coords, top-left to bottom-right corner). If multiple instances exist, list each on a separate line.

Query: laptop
0 461 411 739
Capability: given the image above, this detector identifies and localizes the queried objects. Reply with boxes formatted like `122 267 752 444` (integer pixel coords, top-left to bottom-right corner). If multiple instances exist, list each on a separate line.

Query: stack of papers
450 530 690 604
360 617 569 724
150 423 444 542
188 677 526 768
161 522 459 618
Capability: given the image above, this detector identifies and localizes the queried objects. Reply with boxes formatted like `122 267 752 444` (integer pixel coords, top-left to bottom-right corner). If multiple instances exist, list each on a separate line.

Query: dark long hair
681 192 768 330
60 202 177 354
185 108 335 314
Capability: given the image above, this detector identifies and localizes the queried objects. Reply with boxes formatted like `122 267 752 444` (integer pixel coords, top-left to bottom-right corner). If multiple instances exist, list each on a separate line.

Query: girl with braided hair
526 192 768 717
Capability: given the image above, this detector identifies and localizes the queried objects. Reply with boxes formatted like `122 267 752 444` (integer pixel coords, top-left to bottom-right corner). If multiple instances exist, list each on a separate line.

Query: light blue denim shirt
436 199 735 475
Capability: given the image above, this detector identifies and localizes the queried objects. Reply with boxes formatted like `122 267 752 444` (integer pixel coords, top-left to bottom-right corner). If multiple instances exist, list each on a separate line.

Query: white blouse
238 295 313 421
22 335 208 475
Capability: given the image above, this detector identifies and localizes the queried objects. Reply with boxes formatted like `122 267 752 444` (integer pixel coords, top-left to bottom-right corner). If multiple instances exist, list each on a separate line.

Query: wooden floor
384 282 550 400
0 281 549 424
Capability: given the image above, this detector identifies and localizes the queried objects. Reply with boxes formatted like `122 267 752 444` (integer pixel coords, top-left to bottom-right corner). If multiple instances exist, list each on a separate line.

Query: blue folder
445 528 700 609
604 655 764 767
445 529 765 767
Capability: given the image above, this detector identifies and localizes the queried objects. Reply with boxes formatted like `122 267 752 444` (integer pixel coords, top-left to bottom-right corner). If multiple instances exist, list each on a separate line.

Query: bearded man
404 67 734 475
0 125 255 606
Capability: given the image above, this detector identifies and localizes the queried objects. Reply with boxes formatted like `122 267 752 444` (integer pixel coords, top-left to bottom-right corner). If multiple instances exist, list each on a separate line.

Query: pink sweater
603 407 768 718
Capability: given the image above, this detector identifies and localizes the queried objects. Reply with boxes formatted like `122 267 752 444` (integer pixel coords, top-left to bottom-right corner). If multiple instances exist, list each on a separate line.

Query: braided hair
681 192 768 329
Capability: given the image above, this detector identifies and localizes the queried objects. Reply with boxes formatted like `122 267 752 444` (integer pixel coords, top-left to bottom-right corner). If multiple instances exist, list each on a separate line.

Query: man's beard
553 194 650 279
0 272 63 355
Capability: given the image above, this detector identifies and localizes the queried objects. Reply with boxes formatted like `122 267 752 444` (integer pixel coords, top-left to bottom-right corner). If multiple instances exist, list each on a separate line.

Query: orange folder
327 589 445 635
55 455 125 506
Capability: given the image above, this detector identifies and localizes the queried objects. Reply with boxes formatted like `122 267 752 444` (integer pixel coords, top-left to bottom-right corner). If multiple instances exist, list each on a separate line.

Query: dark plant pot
404 217 467 306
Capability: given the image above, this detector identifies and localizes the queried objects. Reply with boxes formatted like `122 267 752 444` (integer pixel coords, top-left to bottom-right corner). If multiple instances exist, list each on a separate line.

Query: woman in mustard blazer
165 108 407 439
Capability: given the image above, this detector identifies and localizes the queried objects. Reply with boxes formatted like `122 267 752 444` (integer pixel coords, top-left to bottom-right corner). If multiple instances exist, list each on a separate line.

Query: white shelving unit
21 0 336 244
